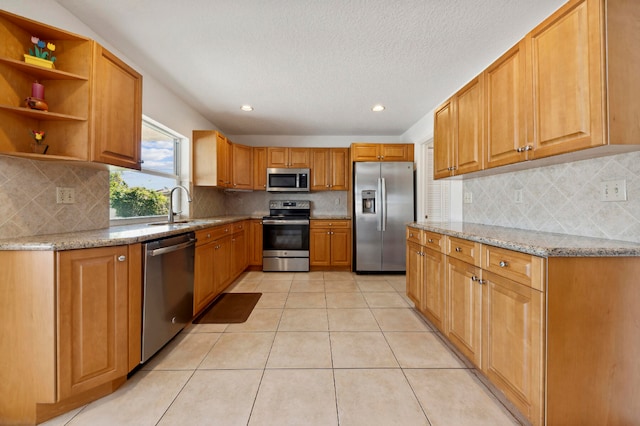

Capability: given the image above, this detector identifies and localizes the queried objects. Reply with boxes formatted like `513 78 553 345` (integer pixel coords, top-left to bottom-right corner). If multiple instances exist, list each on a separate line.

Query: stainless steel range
262 200 310 272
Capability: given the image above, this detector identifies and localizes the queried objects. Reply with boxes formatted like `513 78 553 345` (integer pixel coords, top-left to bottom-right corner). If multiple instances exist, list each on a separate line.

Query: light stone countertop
0 216 251 251
310 216 352 220
408 222 640 257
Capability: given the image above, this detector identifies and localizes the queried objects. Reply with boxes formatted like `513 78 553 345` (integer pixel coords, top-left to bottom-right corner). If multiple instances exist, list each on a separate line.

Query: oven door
262 219 310 256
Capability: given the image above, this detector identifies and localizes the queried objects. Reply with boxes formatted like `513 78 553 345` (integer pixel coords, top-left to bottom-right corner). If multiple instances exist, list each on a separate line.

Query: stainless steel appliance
266 168 310 192
262 200 310 271
141 232 196 363
354 162 415 272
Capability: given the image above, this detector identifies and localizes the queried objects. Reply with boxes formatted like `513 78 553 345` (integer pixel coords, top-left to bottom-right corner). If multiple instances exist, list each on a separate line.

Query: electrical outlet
463 192 473 204
335 198 340 205
601 179 627 202
514 189 524 204
56 187 75 204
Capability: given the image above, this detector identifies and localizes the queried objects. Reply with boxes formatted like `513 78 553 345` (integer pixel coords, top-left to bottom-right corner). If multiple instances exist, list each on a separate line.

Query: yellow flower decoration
47 42 56 52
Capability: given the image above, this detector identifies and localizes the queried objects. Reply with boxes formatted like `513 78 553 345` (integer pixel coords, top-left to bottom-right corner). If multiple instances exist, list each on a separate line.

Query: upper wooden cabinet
267 147 310 168
485 40 529 169
311 148 349 191
351 143 414 162
252 147 267 190
0 11 142 169
193 130 253 189
436 0 640 179
434 76 484 178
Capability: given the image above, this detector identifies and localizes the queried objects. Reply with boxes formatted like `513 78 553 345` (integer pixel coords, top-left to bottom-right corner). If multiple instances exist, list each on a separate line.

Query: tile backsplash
0 156 109 238
463 151 640 243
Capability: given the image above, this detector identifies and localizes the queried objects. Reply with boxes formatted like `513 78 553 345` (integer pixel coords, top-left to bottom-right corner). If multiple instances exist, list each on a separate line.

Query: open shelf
0 104 86 121
0 57 88 80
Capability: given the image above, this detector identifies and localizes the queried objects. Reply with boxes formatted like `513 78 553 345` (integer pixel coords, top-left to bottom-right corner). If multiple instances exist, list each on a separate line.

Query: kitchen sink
147 220 195 226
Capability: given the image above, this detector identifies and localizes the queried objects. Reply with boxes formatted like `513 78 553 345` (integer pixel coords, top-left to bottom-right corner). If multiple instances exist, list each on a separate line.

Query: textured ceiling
55 0 566 136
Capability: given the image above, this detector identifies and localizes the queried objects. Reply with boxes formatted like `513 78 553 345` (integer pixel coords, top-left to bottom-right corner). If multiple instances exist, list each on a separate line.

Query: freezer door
381 162 414 271
354 162 382 271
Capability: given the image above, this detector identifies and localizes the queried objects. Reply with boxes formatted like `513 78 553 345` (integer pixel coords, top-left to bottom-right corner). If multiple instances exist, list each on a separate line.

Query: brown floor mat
192 293 262 324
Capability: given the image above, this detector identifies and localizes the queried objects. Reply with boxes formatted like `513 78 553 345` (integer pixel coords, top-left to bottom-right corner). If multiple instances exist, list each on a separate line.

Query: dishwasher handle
148 238 196 256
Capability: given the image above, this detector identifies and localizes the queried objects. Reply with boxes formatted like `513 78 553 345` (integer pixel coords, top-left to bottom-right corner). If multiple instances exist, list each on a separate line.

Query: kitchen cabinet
230 221 247 277
422 244 446 333
310 148 349 191
485 40 529 168
231 143 253 190
405 239 424 309
435 0 640 179
253 147 267 190
433 76 484 178
193 131 253 189
267 147 310 168
0 245 135 424
0 11 142 169
350 143 414 162
248 219 263 267
309 220 351 270
194 228 218 315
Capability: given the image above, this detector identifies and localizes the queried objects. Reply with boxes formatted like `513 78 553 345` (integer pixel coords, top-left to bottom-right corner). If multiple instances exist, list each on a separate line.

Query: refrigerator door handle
381 177 387 232
377 177 383 232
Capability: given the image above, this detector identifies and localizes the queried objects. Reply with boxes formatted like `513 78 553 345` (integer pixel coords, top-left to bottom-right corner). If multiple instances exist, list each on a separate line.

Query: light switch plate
601 180 627 202
56 187 75 204
463 192 473 204
515 189 524 204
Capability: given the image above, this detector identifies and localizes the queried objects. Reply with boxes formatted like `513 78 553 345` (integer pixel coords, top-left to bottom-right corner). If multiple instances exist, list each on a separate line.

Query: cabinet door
482 271 544 426
267 147 288 167
232 143 253 190
213 237 231 295
253 147 267 190
57 246 128 399
91 43 142 170
455 77 484 174
217 134 231 187
248 219 263 266
330 148 350 190
289 148 310 168
446 257 482 367
311 148 331 190
433 100 454 179
406 241 423 309
380 144 412 162
485 41 528 168
528 0 604 158
351 143 380 161
330 227 351 267
194 241 216 315
231 229 247 278
423 248 445 333
310 228 331 266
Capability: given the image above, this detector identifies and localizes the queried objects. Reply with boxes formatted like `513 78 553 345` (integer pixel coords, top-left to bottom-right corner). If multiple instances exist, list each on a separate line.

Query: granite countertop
0 216 251 251
408 222 640 257
311 216 351 220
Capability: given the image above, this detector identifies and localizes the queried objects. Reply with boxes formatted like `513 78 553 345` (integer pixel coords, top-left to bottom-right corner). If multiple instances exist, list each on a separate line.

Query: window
110 118 182 220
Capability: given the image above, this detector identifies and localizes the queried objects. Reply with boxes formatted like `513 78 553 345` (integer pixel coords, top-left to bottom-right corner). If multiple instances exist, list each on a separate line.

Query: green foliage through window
110 172 169 217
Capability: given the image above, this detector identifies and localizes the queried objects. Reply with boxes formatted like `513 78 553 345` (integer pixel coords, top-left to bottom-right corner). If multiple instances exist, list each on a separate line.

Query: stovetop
265 200 310 219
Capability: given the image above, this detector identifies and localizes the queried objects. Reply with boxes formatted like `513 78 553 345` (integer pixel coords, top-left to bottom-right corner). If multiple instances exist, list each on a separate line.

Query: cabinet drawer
424 231 444 252
406 227 423 245
195 228 216 246
446 236 481 266
311 220 350 229
232 221 245 233
483 245 545 291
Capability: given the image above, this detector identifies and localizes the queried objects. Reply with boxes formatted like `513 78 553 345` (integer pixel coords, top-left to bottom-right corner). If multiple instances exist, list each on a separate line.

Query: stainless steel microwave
266 168 310 192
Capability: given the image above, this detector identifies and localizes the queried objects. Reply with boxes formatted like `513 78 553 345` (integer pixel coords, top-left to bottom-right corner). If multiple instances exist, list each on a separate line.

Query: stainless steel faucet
168 185 193 223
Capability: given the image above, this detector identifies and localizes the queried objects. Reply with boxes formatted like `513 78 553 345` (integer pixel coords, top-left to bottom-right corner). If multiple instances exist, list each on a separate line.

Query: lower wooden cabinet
0 245 135 425
422 247 446 332
309 220 351 270
406 240 424 309
248 219 263 266
445 256 483 367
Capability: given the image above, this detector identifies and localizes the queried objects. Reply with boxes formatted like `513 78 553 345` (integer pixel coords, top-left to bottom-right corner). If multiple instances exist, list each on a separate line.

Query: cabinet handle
409 233 414 237
326 184 330 187
499 261 509 268
471 275 479 282
427 238 434 243
207 233 211 238
516 145 533 153
455 247 462 252
117 255 126 262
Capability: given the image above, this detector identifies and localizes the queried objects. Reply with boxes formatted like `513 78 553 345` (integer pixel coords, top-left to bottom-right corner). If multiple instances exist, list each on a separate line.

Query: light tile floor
43 272 520 426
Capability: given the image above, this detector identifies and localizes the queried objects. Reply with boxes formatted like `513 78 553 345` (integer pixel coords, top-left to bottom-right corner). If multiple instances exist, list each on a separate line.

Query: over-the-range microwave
266 168 310 192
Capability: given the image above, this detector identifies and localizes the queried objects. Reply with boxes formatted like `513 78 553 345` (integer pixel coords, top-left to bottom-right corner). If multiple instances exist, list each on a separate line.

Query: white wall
229 135 404 148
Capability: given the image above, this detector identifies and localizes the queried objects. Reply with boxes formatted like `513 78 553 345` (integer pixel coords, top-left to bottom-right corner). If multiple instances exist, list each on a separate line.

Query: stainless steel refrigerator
354 162 415 272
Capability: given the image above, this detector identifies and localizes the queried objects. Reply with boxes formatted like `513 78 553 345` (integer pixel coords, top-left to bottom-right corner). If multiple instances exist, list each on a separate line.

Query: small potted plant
31 130 49 154
24 36 56 69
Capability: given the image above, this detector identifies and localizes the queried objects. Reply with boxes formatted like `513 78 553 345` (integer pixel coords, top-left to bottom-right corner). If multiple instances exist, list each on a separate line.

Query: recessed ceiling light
372 104 385 112
240 105 254 112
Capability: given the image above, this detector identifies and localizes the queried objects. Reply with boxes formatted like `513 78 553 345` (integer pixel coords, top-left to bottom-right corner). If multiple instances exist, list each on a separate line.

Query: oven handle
148 239 196 256
262 219 310 225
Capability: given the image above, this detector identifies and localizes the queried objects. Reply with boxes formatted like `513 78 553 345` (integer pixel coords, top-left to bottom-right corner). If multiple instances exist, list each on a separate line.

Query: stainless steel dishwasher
141 231 196 363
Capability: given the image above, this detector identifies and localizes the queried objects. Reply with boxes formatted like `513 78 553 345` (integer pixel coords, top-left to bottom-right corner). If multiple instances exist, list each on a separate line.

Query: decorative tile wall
0 156 109 238
223 190 349 217
190 186 227 218
463 151 640 243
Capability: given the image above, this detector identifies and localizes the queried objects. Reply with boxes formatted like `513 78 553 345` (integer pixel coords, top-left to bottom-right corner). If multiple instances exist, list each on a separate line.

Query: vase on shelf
30 142 49 154
23 54 55 69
